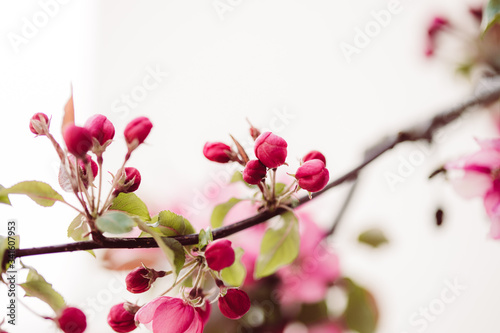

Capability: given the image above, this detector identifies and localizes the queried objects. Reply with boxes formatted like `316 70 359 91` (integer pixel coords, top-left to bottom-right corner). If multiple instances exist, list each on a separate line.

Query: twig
8 78 500 260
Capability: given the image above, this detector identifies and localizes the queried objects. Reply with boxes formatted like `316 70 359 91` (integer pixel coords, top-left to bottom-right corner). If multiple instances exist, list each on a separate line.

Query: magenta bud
254 132 287 169
107 302 139 333
203 142 232 163
295 159 329 192
29 113 49 135
84 114 115 146
124 117 153 149
63 125 93 159
428 16 449 37
115 167 141 194
205 239 235 271
218 289 251 320
243 160 267 185
125 266 164 294
57 307 87 333
303 150 326 165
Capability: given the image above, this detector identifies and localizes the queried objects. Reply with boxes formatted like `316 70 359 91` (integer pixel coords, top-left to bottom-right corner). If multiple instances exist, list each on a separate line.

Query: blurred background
1 0 499 332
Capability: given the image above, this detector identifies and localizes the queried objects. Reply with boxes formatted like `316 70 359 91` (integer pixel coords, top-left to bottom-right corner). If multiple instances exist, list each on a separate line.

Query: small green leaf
230 171 255 188
211 198 242 228
343 278 379 333
221 247 246 287
136 220 186 278
254 211 300 279
109 193 151 221
152 211 195 237
96 211 136 234
20 266 66 314
67 214 90 241
0 181 65 207
274 183 287 196
0 184 11 205
358 228 389 248
482 0 500 35
198 228 213 250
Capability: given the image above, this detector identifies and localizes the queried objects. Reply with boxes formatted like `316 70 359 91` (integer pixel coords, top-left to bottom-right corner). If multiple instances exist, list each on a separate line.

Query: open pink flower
135 297 203 333
446 138 500 239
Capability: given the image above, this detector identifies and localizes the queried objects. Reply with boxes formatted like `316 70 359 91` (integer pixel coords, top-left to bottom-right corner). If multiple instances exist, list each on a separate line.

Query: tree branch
9 78 500 260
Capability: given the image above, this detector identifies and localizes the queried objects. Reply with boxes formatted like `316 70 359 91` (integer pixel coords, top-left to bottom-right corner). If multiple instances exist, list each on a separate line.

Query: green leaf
274 183 287 196
343 278 379 333
221 247 246 287
358 228 389 248
136 220 186 278
482 0 500 34
20 266 66 314
198 228 213 250
0 181 65 207
109 193 150 221
0 184 11 205
230 171 255 188
152 211 195 237
211 198 242 228
67 214 90 241
254 211 300 279
96 211 136 234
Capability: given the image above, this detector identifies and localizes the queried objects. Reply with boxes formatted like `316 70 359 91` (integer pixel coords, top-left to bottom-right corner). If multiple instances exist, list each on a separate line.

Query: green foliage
358 228 389 248
198 228 213 250
109 193 151 221
0 184 11 205
150 211 195 237
0 181 65 207
67 214 90 241
211 198 242 228
20 265 66 314
136 220 186 278
254 211 300 279
221 247 246 287
343 278 379 333
96 211 136 234
482 0 500 35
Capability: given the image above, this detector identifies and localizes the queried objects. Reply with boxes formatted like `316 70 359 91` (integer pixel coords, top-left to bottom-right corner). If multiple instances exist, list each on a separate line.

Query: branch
9 78 500 260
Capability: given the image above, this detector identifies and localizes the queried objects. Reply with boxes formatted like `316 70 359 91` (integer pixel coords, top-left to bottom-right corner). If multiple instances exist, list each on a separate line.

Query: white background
1 0 499 332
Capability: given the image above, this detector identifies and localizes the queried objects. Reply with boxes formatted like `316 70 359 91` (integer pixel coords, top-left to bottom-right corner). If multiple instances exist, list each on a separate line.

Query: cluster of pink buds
203 122 330 210
107 239 251 332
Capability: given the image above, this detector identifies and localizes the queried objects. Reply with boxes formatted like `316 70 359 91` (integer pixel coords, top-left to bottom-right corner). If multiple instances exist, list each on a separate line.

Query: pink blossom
446 138 500 239
135 297 204 333
276 214 340 305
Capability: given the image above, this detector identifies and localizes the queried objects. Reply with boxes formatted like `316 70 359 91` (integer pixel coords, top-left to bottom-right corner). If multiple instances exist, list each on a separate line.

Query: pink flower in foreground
446 138 500 239
276 214 340 305
135 297 204 333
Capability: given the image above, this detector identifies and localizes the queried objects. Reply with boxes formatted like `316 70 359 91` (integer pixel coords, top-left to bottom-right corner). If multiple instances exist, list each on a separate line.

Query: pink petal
484 189 500 239
135 297 168 327
152 300 193 333
449 172 492 199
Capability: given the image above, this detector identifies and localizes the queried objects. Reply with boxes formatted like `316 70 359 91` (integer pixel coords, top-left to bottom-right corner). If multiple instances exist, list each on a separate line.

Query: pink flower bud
57 307 87 333
107 303 139 333
254 132 287 168
114 167 141 194
427 16 449 37
205 239 235 271
29 113 49 135
63 125 93 158
218 289 251 320
84 114 115 146
303 150 326 165
124 117 153 148
295 160 329 192
243 159 267 185
203 142 232 163
125 266 164 294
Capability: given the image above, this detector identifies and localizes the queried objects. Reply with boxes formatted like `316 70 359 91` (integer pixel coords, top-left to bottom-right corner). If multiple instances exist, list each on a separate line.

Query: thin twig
8 78 500 260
